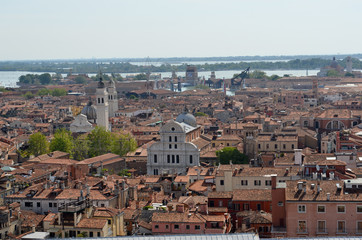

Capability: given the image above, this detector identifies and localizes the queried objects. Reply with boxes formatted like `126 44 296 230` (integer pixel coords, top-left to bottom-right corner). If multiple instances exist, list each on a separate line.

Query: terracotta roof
232 189 272 201
77 218 107 229
152 212 206 223
285 180 362 202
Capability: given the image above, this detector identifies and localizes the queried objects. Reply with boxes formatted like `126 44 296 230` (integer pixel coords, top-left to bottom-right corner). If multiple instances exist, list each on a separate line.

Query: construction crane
231 67 250 89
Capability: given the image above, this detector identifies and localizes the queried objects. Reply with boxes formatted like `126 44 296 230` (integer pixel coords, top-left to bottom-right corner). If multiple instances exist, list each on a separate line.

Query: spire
97 67 105 89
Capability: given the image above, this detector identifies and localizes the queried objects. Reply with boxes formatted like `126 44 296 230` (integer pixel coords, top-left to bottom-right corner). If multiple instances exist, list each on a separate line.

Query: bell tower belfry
95 72 109 130
107 78 118 117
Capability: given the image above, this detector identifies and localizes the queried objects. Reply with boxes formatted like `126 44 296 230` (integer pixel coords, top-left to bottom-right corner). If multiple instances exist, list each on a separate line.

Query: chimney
176 204 185 213
196 168 200 180
271 176 277 189
294 149 302 165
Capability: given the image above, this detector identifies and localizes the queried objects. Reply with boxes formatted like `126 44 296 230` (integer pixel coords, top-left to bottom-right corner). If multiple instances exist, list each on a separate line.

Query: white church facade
147 112 201 175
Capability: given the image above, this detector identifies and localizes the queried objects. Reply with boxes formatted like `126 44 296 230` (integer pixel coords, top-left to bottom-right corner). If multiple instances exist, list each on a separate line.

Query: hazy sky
1 0 361 60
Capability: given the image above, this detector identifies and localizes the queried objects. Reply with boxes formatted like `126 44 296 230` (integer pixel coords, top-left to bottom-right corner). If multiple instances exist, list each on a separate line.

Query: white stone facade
147 120 200 175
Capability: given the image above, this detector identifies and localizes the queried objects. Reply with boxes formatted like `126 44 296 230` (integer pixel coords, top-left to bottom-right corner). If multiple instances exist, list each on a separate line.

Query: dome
176 112 197 127
81 101 97 120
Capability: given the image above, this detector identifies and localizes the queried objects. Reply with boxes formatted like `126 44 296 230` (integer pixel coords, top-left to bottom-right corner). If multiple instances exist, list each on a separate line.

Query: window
337 221 346 233
174 144 177 149
220 180 224 186
283 144 286 149
266 144 269 149
241 180 248 186
209 200 215 207
108 220 111 225
257 204 261 211
169 136 172 142
195 225 200 230
97 232 101 237
254 180 261 186
53 203 57 208
37 202 40 207
155 225 159 229
153 169 159 175
219 200 223 207
186 225 190 230
234 203 240 211
175 136 177 142
357 206 362 213
165 225 169 229
357 221 362 234
171 127 175 131
275 144 278 149
89 232 93 237
317 205 325 213
337 205 345 213
243 203 250 210
298 220 307 233
190 155 193 164
292 144 295 149
172 155 175 163
258 144 261 149
174 224 179 229
167 155 170 163
278 201 284 206
298 205 306 213
317 220 326 233
169 144 172 149
154 154 157 163
265 180 272 186
176 155 179 163
25 202 33 207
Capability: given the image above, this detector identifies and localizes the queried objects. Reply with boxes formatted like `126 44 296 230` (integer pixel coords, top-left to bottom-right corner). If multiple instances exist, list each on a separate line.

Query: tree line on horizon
3 57 362 74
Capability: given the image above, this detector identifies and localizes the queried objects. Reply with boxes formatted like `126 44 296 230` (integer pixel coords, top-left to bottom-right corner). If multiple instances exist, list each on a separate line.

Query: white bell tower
95 73 109 130
107 79 118 117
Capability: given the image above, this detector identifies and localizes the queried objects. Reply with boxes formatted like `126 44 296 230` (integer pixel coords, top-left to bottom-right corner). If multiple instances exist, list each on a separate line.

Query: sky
1 0 362 60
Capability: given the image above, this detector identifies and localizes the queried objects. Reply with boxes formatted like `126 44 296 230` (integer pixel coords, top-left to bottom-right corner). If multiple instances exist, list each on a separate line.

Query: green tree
37 88 51 96
269 74 281 81
39 73 52 85
345 72 355 77
49 129 74 155
74 76 87 84
118 169 131 177
28 132 49 157
249 70 267 79
195 112 207 117
51 88 67 96
134 73 147 80
72 135 90 161
23 91 34 99
216 147 248 164
112 131 137 156
87 126 113 157
327 69 341 77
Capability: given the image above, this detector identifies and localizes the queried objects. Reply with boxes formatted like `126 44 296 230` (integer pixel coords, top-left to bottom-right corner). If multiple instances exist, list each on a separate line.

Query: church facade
147 112 201 175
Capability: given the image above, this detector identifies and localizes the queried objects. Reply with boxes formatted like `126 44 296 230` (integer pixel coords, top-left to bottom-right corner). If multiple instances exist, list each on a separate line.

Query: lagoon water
0 69 320 88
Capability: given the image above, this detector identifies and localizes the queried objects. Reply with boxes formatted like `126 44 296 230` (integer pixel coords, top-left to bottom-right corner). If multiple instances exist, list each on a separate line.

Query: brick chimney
176 204 185 213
